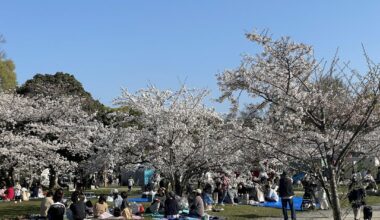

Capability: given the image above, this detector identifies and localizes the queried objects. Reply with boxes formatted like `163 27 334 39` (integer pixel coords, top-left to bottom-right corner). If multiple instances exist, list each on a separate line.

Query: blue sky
1 1 380 112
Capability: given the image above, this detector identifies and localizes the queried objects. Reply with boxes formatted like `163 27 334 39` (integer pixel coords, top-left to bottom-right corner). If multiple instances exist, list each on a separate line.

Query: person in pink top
219 173 230 205
0 184 6 200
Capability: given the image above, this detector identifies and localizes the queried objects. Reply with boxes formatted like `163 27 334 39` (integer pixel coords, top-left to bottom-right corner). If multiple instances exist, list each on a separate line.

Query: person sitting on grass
0 182 6 200
69 191 86 220
164 191 180 219
94 195 109 218
85 200 94 217
47 189 66 220
147 198 161 213
120 191 130 211
3 182 15 201
189 189 204 218
40 191 54 218
264 184 279 202
113 207 123 218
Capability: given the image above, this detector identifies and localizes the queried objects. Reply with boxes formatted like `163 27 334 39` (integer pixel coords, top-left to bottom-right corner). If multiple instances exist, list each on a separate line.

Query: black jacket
47 202 65 220
278 176 294 198
164 197 180 216
70 201 86 220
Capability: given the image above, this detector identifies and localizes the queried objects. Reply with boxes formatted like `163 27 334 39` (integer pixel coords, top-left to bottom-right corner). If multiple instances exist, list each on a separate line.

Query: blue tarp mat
128 197 150 203
150 214 165 219
260 196 303 211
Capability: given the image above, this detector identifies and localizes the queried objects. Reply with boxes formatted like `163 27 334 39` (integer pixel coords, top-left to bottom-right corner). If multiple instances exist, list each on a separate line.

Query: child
14 182 22 203
85 200 94 217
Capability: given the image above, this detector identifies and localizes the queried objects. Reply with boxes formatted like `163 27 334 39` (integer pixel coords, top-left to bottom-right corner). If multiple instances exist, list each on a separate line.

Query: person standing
220 174 230 205
348 174 366 220
278 171 296 220
128 176 134 192
14 181 22 203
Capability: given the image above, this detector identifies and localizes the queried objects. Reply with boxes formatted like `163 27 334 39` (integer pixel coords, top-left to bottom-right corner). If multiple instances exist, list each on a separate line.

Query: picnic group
0 164 379 220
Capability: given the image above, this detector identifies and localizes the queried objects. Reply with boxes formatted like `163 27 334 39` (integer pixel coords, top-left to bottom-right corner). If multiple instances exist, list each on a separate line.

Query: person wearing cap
113 189 123 209
278 171 296 220
190 189 204 217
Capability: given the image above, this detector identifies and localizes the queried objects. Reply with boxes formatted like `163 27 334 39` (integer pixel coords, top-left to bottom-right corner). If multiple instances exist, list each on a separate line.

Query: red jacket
5 187 15 200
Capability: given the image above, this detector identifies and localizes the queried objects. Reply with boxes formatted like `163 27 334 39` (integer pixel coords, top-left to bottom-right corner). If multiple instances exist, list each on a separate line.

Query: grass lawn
2 186 380 219
210 205 282 219
0 186 141 219
0 200 282 219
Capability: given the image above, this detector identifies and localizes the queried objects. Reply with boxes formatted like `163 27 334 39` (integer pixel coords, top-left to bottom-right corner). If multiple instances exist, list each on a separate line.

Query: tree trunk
49 165 57 190
8 167 14 184
103 170 107 187
174 173 183 196
329 168 342 220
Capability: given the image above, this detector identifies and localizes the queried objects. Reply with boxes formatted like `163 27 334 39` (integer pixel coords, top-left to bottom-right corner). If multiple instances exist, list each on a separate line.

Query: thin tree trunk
174 173 183 196
329 168 342 220
49 165 57 190
102 169 108 187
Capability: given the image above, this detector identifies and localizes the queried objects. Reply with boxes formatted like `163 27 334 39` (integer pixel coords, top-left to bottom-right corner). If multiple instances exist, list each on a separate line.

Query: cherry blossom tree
114 85 237 195
0 93 104 186
217 31 380 220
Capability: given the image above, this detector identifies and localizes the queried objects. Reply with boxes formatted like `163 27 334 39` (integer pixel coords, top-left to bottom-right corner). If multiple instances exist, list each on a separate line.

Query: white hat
112 189 119 194
193 189 202 194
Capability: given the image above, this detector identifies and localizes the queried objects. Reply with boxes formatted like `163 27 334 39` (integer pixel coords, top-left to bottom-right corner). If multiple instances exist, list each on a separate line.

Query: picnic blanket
260 196 303 211
128 197 150 203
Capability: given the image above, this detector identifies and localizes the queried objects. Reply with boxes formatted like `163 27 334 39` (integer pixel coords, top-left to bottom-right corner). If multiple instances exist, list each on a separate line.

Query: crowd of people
38 188 144 219
0 165 379 220
0 178 37 203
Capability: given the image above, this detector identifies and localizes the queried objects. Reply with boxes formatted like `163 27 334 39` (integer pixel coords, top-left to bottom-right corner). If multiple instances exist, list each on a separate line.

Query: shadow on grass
210 205 283 219
229 213 277 219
